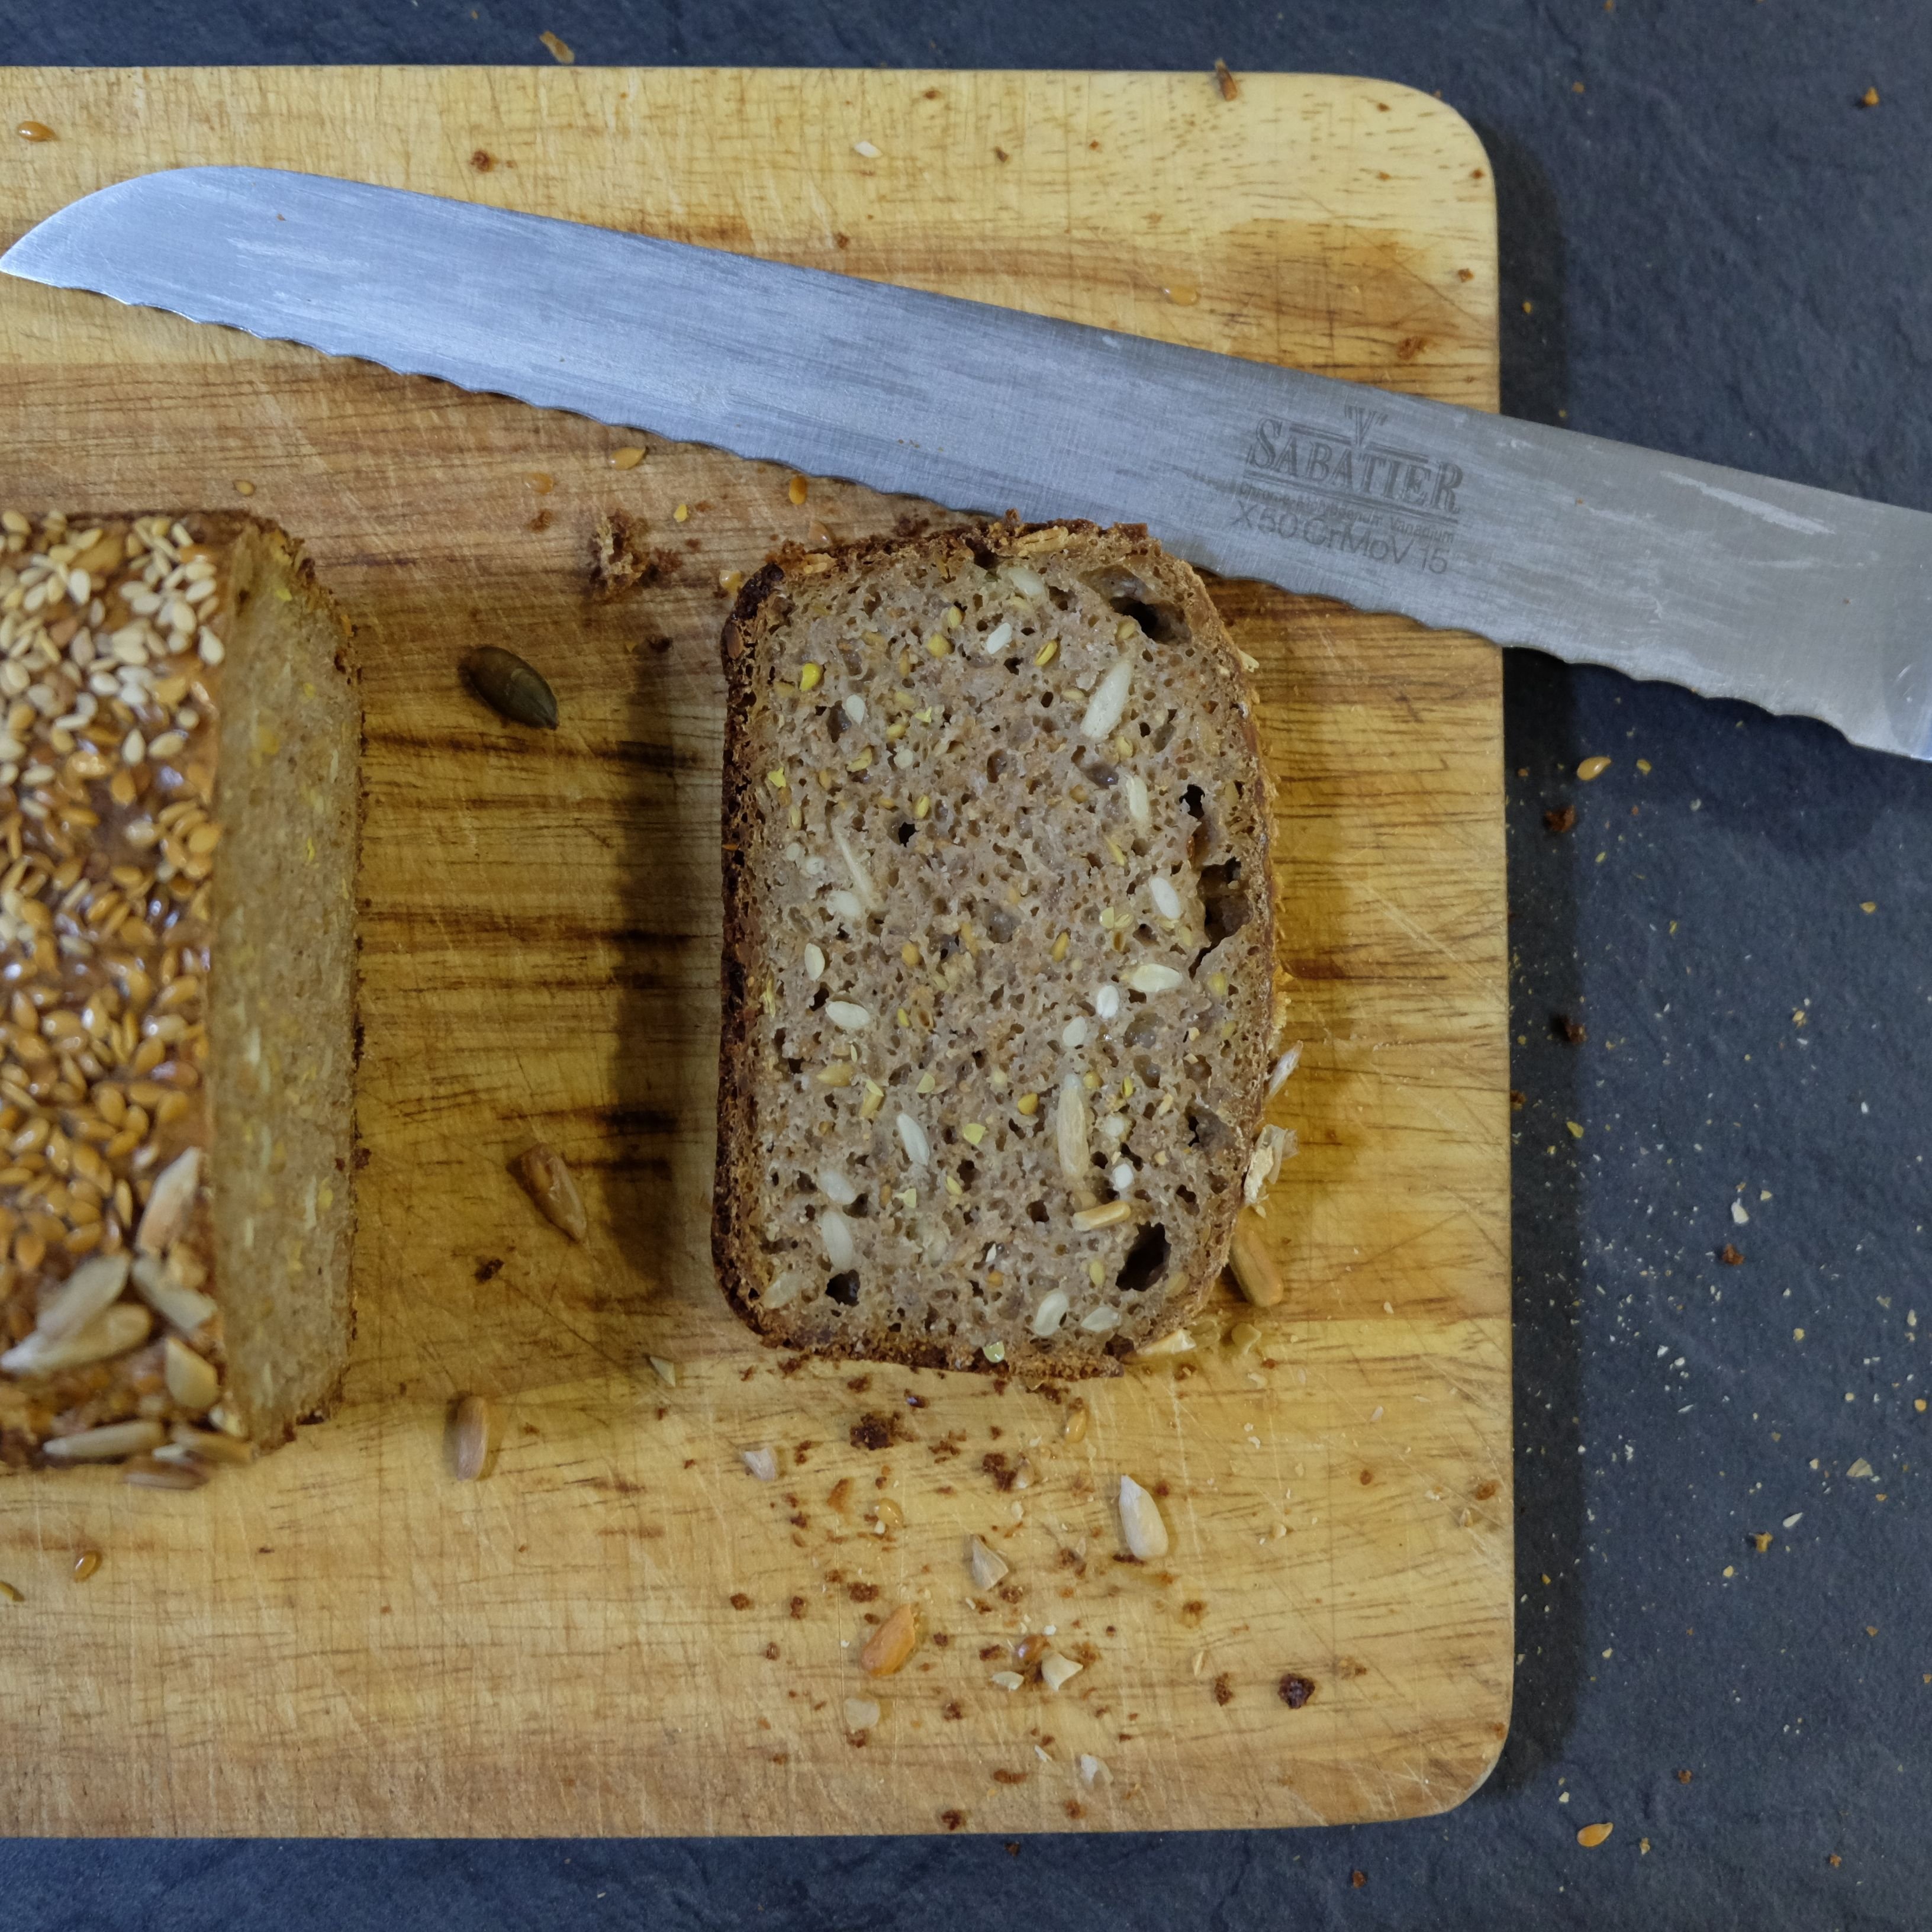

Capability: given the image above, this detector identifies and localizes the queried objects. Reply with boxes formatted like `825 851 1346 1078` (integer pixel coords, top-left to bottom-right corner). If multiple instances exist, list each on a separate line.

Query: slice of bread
716 519 1274 1377
0 512 358 1471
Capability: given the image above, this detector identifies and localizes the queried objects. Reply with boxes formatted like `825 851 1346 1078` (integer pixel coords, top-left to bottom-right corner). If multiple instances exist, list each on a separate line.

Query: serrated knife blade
5 165 1930 759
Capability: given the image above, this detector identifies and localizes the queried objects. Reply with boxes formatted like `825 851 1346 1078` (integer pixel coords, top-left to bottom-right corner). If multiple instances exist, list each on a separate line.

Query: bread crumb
540 30 574 63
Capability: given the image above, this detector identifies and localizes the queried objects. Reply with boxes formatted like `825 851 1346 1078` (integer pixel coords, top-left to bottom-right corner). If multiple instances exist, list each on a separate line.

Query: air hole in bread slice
1200 859 1248 944
1116 1222 1170 1293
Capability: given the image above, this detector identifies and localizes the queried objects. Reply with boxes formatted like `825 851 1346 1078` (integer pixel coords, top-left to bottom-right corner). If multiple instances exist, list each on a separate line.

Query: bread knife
7 166 1930 761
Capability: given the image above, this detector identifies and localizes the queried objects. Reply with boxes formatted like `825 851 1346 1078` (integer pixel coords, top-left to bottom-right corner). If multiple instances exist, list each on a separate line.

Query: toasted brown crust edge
712 516 1276 1377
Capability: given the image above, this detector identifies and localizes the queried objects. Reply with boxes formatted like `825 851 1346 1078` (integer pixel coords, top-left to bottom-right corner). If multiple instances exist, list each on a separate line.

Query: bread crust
714 517 1274 1376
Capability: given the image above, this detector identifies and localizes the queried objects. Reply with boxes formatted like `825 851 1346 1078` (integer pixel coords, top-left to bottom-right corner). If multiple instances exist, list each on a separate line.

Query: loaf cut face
0 512 358 1469
716 520 1274 1376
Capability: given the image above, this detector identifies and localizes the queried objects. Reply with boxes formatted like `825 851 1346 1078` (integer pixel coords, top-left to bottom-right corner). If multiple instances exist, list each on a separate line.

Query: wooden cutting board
0 65 1510 1837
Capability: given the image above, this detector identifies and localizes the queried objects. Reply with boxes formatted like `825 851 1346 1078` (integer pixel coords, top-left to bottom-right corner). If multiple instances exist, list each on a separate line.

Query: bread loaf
0 511 358 1472
715 519 1275 1377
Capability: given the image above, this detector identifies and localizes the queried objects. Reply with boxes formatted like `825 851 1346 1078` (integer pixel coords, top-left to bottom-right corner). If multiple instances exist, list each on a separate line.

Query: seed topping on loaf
0 513 234 1461
716 519 1276 1377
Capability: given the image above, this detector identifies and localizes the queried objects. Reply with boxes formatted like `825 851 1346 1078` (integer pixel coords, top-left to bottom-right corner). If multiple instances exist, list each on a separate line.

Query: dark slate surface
4 4 1928 1927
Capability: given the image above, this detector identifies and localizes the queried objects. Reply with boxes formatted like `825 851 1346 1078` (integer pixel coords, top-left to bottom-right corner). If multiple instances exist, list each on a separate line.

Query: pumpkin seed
462 647 558 729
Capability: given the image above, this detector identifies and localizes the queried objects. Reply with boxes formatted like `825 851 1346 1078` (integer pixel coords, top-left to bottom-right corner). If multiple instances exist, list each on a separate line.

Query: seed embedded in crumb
508 1142 588 1242
463 647 559 729
451 1393 491 1480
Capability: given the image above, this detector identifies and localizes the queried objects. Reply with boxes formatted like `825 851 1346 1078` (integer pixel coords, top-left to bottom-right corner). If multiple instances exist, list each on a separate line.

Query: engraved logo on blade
1233 405 1464 573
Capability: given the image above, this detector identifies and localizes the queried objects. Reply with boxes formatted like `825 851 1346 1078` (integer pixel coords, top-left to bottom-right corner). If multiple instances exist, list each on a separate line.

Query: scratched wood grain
0 65 1509 1836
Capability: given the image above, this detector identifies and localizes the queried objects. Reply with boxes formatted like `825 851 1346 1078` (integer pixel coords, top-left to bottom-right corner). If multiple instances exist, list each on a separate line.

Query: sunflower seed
820 1209 856 1270
129 1252 217 1334
163 1334 220 1410
967 1535 1009 1590
462 646 558 728
1039 1652 1083 1692
169 1424 254 1466
122 1453 207 1490
41 1418 164 1462
1228 1215 1283 1307
895 1112 930 1168
451 1393 491 1480
508 1142 588 1242
1056 1076 1089 1183
34 1250 130 1339
1134 1326 1194 1356
860 1602 918 1676
1030 1288 1070 1337
1079 658 1134 739
2 1299 151 1374
1118 1474 1170 1560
